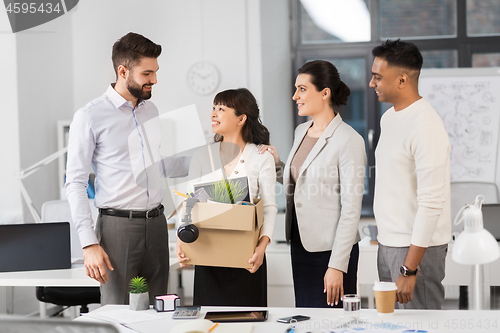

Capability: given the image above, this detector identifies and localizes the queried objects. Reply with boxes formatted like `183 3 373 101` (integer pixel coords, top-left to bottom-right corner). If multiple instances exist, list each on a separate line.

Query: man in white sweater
370 40 451 309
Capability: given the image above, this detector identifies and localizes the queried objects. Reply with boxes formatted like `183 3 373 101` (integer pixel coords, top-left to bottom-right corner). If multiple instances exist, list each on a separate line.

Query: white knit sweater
374 98 452 248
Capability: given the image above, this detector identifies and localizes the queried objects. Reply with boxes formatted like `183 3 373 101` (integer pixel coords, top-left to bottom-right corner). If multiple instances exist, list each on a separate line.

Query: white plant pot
129 292 149 311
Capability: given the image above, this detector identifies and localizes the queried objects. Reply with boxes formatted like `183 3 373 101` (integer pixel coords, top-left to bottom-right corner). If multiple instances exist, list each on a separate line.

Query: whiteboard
420 68 500 183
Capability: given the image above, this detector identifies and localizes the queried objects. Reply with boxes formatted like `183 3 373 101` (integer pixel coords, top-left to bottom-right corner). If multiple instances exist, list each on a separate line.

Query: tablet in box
179 198 264 269
193 176 251 203
0 222 71 272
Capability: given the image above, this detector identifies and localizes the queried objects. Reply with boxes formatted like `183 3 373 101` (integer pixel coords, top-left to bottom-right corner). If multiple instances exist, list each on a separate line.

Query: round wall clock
187 62 220 95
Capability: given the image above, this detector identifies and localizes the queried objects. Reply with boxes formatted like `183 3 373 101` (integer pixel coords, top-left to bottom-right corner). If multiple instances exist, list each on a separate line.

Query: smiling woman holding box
176 88 277 306
258 60 366 308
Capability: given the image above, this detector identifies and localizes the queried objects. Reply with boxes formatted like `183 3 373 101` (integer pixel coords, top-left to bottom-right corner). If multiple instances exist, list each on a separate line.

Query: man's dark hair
112 32 162 76
372 39 423 71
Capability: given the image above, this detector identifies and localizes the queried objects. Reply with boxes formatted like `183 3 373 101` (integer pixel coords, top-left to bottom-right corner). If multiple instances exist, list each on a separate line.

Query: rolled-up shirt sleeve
65 110 98 248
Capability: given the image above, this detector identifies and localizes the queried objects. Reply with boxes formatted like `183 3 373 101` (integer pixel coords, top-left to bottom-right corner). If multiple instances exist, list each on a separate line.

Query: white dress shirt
66 85 164 248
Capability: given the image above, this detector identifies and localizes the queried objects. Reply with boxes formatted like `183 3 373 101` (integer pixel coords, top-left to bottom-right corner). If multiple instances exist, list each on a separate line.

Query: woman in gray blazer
258 60 366 308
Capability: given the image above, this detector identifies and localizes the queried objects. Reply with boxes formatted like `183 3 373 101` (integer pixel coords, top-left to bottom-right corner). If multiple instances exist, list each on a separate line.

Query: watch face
187 62 219 95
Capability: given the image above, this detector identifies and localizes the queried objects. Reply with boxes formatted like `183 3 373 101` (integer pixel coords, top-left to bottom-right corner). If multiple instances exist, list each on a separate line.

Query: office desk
78 304 500 333
0 264 99 317
0 260 180 317
0 264 98 288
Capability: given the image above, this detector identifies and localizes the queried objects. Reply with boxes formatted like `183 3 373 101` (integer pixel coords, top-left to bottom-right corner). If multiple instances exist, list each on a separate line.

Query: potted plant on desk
129 276 149 310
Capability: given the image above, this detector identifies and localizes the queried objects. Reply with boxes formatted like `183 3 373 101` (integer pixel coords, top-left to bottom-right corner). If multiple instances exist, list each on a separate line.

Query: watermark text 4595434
3 0 79 33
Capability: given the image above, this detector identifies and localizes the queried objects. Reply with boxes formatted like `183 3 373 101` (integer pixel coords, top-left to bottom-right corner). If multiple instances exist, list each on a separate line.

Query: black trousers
290 209 359 308
193 259 267 307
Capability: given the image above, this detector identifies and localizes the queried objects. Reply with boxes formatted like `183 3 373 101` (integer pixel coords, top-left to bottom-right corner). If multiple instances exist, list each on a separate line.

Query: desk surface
78 305 500 333
0 259 181 288
0 264 99 287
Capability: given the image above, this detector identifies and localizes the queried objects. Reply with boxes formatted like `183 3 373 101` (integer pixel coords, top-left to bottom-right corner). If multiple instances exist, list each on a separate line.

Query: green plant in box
129 276 148 294
209 179 246 204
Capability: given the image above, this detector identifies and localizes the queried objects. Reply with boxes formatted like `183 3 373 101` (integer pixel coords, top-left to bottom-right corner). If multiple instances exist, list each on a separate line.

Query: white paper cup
373 281 397 315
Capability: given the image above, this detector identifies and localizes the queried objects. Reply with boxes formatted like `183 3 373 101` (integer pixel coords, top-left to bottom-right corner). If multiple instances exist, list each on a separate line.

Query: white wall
70 0 253 136
7 0 293 221
260 0 294 210
261 0 294 154
2 0 294 314
0 7 22 224
14 11 75 222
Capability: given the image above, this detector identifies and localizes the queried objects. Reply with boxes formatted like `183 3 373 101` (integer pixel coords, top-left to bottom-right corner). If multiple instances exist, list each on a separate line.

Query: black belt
99 204 164 219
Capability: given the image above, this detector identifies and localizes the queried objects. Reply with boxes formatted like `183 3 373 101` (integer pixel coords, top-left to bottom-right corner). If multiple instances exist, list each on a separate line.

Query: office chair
36 286 101 315
37 199 101 317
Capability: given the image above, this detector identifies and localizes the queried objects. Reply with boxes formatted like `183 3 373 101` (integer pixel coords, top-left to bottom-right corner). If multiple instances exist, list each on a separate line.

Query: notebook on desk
0 222 71 272
482 204 500 241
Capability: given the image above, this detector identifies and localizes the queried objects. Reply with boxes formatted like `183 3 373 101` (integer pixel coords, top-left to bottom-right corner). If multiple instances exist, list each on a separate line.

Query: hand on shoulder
256 144 280 165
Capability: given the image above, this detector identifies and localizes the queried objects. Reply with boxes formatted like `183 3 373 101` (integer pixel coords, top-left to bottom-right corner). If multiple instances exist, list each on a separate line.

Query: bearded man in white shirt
66 32 170 305
369 39 452 309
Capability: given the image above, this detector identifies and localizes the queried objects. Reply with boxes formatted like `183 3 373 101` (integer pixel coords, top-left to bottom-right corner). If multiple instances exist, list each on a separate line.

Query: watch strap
400 264 418 276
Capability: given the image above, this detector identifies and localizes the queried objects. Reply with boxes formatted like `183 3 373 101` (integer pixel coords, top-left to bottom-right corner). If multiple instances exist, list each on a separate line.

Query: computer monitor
0 222 71 272
482 204 500 242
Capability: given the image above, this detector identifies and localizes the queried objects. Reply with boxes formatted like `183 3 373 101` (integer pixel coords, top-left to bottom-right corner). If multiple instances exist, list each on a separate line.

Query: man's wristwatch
400 264 418 277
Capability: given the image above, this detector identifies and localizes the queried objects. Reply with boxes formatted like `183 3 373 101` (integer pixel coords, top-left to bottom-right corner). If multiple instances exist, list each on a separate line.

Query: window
299 0 371 43
467 0 500 36
472 53 500 67
292 0 500 215
380 0 457 39
421 50 458 68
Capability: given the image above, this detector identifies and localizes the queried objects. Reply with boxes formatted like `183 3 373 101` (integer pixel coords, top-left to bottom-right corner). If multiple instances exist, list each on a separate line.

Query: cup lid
373 281 397 291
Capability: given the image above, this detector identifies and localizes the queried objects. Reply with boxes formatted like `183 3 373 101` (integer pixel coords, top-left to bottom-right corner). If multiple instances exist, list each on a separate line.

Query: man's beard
126 76 152 101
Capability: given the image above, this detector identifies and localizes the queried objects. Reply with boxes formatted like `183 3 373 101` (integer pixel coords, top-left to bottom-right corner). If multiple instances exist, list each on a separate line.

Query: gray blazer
282 115 366 272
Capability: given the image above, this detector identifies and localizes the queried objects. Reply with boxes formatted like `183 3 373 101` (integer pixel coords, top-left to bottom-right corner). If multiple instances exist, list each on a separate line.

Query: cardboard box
179 198 264 269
